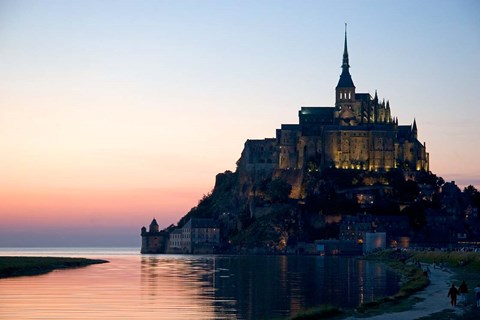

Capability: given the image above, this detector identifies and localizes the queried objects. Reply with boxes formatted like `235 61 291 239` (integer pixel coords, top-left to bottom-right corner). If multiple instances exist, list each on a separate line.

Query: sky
0 0 479 247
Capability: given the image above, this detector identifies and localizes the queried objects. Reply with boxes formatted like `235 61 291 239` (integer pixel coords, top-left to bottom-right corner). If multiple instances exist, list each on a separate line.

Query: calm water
0 248 399 319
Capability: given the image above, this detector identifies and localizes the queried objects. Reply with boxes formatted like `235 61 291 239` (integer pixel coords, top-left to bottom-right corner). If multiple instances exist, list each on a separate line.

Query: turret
386 100 392 123
140 226 148 254
373 90 379 123
149 218 159 233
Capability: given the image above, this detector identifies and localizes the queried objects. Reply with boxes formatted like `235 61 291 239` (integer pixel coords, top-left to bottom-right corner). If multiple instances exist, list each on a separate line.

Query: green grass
407 250 480 272
0 256 108 278
365 250 431 298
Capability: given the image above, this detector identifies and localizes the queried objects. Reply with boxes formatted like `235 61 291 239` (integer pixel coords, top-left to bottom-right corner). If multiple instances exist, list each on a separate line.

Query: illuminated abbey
240 29 429 187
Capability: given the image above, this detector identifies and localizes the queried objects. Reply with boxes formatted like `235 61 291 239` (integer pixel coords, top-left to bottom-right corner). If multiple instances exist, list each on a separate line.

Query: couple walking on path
448 280 479 307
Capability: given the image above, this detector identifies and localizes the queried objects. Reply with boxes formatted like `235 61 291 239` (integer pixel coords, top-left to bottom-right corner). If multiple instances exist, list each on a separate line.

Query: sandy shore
346 264 465 319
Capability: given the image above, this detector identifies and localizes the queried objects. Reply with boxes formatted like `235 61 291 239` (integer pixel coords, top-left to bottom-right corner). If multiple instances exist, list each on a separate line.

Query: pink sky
0 1 479 246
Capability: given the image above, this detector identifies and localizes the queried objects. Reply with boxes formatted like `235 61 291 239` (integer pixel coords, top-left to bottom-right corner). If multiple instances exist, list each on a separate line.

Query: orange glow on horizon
0 187 207 229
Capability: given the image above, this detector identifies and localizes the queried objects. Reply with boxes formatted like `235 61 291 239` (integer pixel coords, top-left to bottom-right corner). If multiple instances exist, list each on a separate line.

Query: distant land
0 257 108 278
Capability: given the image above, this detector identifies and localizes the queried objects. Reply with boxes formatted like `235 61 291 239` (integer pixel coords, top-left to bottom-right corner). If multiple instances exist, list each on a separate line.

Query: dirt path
347 265 465 319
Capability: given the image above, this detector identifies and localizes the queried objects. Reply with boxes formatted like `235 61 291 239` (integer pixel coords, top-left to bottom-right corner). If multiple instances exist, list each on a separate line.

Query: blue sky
0 0 479 246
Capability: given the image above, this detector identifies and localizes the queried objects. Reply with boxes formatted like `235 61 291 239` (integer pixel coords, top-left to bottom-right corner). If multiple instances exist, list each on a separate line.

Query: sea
0 248 400 319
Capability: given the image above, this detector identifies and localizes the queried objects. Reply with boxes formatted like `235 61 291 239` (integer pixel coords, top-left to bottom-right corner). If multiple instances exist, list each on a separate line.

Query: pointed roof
412 118 418 133
336 24 355 88
150 218 158 226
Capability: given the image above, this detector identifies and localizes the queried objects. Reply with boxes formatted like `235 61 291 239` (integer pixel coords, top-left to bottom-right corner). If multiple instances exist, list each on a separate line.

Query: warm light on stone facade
239 28 429 188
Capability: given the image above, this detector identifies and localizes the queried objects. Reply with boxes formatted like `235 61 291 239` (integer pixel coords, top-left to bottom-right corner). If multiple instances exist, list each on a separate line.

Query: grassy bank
406 250 480 320
290 250 430 320
288 250 480 319
406 250 480 272
358 249 480 319
287 251 428 319
352 250 430 316
365 249 431 299
0 256 108 278
287 305 344 320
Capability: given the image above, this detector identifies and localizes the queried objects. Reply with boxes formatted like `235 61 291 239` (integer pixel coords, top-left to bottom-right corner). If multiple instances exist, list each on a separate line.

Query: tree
464 185 480 208
398 179 420 202
265 179 292 203
436 177 445 188
464 185 478 196
403 203 426 231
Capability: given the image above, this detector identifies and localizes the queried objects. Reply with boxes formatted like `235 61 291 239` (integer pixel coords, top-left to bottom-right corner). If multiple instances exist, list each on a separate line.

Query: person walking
448 284 459 307
459 280 468 305
474 284 480 308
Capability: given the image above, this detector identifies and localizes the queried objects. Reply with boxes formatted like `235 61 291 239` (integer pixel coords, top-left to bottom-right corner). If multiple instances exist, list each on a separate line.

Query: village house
141 218 220 254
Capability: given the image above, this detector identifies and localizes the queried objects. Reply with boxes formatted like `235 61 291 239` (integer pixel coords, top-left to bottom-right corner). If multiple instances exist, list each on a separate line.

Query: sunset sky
0 0 479 246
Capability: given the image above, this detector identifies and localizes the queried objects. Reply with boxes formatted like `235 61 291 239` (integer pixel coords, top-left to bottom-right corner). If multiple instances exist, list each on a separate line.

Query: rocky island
141 29 480 255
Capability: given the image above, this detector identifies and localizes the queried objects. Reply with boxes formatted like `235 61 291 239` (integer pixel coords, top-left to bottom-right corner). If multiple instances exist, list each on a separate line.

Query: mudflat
0 256 108 278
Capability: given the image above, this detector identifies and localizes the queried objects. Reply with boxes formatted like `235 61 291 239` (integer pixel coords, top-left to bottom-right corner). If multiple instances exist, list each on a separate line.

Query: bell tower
335 24 357 125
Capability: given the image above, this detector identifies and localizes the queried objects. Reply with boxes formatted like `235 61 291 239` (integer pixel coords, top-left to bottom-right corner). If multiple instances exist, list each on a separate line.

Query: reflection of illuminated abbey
241 29 429 176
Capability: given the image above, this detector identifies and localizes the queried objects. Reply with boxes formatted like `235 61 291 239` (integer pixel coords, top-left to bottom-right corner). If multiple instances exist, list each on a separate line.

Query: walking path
346 265 465 319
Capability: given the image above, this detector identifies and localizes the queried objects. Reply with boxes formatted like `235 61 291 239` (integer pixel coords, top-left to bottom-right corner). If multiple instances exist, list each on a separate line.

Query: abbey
240 30 429 184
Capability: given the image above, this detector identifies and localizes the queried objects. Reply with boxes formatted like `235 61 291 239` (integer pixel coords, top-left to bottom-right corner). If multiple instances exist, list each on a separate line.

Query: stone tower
140 218 168 253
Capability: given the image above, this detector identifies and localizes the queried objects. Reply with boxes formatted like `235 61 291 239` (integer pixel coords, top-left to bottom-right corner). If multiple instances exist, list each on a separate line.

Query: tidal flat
0 256 108 278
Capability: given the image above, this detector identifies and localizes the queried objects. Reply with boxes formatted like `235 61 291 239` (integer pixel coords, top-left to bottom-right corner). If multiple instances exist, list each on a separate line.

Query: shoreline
289 250 480 320
348 250 480 319
347 264 463 319
349 250 480 319
0 256 109 279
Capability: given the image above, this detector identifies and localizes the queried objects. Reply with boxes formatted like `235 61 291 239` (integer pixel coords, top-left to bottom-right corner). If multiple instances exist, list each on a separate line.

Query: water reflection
0 251 399 320
138 255 399 319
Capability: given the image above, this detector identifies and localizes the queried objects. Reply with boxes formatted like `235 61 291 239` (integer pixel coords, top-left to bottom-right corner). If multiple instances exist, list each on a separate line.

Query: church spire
342 23 350 71
412 118 418 139
336 23 355 88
